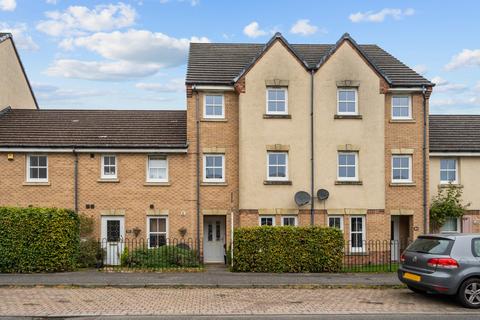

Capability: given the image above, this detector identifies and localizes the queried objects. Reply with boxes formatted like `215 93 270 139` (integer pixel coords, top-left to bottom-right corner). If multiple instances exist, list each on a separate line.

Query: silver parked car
398 233 480 308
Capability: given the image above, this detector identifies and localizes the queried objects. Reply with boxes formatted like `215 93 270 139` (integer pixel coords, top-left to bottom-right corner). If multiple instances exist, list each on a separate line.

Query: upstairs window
392 155 412 183
101 155 117 179
204 94 224 119
27 155 48 182
147 156 168 182
337 89 358 115
338 152 358 181
204 154 225 183
392 95 412 119
266 87 288 114
440 159 457 184
267 152 288 181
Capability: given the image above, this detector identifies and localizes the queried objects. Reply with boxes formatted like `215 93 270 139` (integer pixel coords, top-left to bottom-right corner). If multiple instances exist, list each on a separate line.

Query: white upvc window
337 88 358 115
147 156 168 182
147 216 168 248
440 159 457 184
350 216 365 253
392 155 412 183
338 152 358 181
391 95 412 119
328 216 344 231
204 94 224 119
267 152 288 181
266 87 288 114
203 154 225 182
26 155 48 182
259 216 275 226
440 217 461 233
281 216 297 226
101 155 117 179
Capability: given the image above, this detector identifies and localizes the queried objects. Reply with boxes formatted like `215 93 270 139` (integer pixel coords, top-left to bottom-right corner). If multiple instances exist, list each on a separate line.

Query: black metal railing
97 238 203 271
341 239 411 272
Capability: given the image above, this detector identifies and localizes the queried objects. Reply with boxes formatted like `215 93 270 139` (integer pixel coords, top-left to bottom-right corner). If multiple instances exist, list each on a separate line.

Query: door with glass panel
101 216 125 265
203 216 225 263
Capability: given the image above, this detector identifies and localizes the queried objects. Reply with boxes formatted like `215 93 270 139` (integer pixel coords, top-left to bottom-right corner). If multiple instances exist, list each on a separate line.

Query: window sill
263 114 292 119
390 182 416 187
335 180 363 185
97 178 119 183
389 119 416 123
23 181 51 186
201 182 228 186
264 180 292 185
438 183 463 188
144 182 171 187
201 118 227 122
334 114 362 120
346 251 368 256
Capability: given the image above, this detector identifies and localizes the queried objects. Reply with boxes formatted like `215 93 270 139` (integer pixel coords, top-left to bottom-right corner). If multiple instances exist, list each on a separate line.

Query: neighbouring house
0 32 478 265
0 33 37 110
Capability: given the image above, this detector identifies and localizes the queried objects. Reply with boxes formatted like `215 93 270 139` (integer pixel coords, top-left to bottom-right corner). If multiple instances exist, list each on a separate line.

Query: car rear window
406 237 454 255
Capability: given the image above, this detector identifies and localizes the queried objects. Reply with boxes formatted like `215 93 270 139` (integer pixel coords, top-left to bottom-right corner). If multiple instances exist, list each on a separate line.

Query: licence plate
403 272 421 282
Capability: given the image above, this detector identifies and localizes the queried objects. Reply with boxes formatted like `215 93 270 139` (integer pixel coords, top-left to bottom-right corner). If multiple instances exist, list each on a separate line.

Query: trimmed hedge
232 226 344 272
121 245 201 269
0 207 80 273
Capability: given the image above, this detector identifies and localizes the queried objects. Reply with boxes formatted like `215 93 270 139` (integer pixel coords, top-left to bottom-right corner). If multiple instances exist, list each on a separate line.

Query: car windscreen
406 237 454 255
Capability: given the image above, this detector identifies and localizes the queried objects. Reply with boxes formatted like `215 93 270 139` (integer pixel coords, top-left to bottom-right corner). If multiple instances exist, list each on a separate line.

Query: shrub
0 207 80 273
430 184 470 230
121 245 200 269
232 226 344 273
77 238 104 268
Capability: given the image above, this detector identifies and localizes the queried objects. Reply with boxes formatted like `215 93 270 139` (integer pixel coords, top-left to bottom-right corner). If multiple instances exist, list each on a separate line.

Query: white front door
391 216 400 261
101 216 125 266
203 216 225 263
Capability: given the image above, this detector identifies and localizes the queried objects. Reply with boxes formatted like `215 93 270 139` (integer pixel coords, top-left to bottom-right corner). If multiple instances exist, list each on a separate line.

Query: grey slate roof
0 108 187 149
429 115 480 152
186 33 432 87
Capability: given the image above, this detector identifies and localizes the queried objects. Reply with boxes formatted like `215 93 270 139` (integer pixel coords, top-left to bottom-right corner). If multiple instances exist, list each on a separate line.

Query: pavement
0 287 477 318
0 265 400 288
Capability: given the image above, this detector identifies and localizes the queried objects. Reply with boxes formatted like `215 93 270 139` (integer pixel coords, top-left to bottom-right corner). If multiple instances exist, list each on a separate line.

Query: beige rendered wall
239 40 311 211
0 39 36 109
313 42 385 210
430 156 480 209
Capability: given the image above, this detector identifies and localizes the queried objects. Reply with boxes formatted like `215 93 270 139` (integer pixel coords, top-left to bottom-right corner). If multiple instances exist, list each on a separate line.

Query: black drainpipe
73 148 79 213
422 86 428 234
193 86 201 253
310 69 315 225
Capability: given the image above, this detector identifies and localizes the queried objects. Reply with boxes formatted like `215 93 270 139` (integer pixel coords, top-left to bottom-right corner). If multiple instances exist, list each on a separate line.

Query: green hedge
232 226 344 272
121 245 201 269
0 207 80 273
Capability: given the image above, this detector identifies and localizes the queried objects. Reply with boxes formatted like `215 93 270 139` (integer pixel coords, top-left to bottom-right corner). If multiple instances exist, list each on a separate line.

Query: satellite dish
317 189 329 201
294 191 311 206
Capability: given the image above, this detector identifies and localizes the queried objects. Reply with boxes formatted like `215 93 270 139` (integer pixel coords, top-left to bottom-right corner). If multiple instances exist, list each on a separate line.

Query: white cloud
36 2 136 37
412 64 428 75
475 81 480 92
135 78 184 92
431 76 467 93
0 23 39 50
445 49 480 71
46 0 58 4
243 21 267 38
33 82 106 101
290 19 319 36
0 0 16 11
349 8 415 23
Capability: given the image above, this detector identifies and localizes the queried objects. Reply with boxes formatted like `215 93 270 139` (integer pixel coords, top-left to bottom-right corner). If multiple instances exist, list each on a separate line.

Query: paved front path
0 288 475 317
0 269 399 288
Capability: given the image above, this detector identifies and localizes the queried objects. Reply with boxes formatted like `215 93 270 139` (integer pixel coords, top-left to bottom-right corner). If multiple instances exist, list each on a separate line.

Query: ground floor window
148 217 168 248
440 217 461 233
350 216 365 252
328 216 344 231
259 216 275 226
281 216 297 226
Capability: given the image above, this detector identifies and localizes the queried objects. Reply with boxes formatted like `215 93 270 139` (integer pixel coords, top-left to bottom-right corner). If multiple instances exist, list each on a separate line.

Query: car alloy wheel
459 278 480 308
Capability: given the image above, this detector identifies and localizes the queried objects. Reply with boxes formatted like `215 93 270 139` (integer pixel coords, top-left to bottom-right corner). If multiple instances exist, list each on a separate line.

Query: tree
430 184 470 230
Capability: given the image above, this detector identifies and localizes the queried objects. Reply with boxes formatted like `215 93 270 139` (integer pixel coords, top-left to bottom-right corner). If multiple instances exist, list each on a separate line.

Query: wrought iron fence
341 239 412 272
97 237 203 271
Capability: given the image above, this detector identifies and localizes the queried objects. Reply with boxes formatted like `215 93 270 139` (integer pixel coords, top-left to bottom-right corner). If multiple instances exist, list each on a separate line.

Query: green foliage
232 226 344 273
121 245 201 269
0 207 80 273
430 184 469 228
77 238 104 268
78 214 94 239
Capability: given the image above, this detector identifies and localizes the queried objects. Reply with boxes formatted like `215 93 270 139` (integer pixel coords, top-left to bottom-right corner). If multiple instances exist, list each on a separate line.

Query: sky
0 0 479 114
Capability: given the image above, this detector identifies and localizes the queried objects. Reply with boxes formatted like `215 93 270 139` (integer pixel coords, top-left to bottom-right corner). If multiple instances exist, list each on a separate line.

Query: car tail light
400 253 405 263
427 258 459 269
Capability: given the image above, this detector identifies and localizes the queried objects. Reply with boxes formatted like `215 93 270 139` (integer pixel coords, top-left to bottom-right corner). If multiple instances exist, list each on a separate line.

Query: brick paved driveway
0 288 476 317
